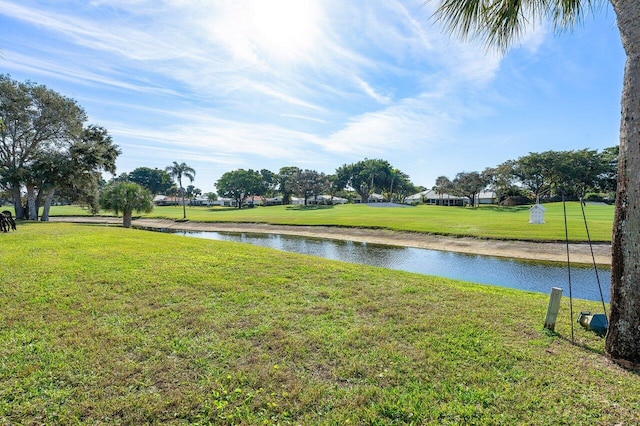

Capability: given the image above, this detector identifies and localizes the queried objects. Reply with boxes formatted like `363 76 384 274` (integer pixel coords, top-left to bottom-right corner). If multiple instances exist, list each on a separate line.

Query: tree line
117 159 419 210
0 73 618 218
214 159 419 209
434 147 618 207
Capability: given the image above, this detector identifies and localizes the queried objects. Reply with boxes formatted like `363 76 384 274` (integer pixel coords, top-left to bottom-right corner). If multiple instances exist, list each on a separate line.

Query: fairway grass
49 201 615 243
1 223 637 424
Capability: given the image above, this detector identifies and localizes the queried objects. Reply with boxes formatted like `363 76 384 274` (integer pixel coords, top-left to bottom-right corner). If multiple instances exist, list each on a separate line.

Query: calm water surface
173 230 609 302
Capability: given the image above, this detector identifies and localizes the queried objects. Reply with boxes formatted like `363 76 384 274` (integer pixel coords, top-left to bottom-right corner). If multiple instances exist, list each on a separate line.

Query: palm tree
165 161 196 220
99 182 153 228
429 0 639 368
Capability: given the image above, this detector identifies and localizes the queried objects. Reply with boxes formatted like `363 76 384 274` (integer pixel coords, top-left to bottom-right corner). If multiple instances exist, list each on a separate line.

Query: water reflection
178 230 609 302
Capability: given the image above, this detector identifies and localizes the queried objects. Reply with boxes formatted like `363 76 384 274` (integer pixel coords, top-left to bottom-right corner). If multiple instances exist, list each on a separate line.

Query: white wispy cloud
3 0 594 192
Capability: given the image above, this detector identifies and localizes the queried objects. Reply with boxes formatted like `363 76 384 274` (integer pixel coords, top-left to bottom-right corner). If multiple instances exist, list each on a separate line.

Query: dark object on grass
0 210 17 232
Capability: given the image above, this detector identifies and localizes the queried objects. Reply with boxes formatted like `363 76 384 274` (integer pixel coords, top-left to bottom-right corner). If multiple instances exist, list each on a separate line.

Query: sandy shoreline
49 216 611 266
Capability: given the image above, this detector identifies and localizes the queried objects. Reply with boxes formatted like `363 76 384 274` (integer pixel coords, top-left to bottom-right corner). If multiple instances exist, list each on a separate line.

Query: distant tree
259 169 278 202
393 174 418 203
335 159 392 203
597 146 619 196
277 166 301 204
205 192 218 203
165 161 196 219
483 162 516 205
433 175 454 204
128 167 174 195
510 150 609 202
327 174 341 202
511 151 557 202
335 162 366 203
380 168 413 202
216 169 262 209
99 181 153 228
452 171 487 207
288 169 329 205
185 185 201 201
551 149 605 199
362 158 393 200
112 173 129 183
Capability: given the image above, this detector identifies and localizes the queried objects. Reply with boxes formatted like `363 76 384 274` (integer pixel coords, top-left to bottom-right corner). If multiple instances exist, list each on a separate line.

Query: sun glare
248 0 321 61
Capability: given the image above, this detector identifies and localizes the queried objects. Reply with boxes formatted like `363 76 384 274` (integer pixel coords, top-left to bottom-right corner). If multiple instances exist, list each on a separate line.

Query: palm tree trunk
180 184 186 220
606 0 640 368
123 210 133 228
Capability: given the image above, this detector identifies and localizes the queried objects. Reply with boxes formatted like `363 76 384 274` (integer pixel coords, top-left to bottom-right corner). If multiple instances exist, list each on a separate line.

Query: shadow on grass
204 207 242 212
285 205 335 211
490 205 532 213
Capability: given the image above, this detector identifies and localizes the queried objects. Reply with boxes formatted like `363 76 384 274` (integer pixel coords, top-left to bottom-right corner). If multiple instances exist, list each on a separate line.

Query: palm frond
429 0 604 51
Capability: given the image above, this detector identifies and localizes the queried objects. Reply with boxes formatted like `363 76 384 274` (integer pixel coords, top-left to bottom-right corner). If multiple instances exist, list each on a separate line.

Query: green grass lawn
48 201 614 242
1 223 637 424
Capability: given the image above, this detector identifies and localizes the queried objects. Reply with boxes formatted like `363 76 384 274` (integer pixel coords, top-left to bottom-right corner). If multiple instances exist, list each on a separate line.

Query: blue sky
0 0 624 193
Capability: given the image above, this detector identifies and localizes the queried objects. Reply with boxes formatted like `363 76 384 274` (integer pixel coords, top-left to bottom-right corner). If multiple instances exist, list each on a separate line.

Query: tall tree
277 166 301 205
326 174 342 203
335 159 392 203
380 168 413 202
0 75 87 219
433 175 454 204
259 169 278 202
165 161 195 220
597 146 619 196
288 169 329 205
99 181 153 228
39 125 120 220
216 169 263 209
128 167 174 195
510 151 557 202
483 163 516 205
205 192 218 204
185 184 202 202
551 149 605 199
452 171 487 207
429 0 639 367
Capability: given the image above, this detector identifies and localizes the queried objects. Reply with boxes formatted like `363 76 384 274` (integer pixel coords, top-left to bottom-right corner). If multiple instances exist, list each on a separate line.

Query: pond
168 230 610 302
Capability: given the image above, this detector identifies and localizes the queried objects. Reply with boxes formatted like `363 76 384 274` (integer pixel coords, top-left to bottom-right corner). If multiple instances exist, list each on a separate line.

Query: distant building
353 193 385 203
404 189 468 206
475 190 498 205
307 195 348 205
153 195 182 206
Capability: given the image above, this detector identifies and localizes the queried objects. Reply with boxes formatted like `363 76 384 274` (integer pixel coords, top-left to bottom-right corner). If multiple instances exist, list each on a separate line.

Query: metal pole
563 196 575 343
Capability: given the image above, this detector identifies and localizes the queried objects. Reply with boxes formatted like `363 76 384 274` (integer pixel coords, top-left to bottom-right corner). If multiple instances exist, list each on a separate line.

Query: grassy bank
1 223 636 424
49 201 614 242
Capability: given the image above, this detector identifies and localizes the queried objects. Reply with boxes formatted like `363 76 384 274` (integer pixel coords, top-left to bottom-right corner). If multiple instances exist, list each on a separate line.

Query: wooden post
544 287 563 331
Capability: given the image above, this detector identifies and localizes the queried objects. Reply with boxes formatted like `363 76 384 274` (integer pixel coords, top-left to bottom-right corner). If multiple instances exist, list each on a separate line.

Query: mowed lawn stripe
50 201 615 242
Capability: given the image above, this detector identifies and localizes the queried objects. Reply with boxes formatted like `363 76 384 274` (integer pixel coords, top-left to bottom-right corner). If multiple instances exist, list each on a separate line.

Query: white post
544 287 563 331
